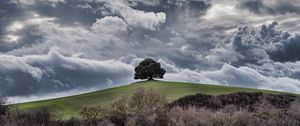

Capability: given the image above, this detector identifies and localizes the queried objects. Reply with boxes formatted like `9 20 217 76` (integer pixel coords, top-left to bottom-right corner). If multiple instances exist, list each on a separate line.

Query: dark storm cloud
27 0 114 26
16 25 44 46
268 34 300 62
229 22 300 64
123 0 214 70
238 0 300 15
0 49 133 96
237 0 264 14
0 0 25 52
2 0 300 101
0 1 47 52
0 24 44 53
129 0 211 13
0 1 24 33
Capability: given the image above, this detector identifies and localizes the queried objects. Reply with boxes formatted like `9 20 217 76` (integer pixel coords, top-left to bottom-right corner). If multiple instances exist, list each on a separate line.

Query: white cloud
0 55 43 80
6 21 24 32
92 16 128 34
122 11 166 30
165 64 300 93
202 0 300 32
6 17 129 59
108 1 166 30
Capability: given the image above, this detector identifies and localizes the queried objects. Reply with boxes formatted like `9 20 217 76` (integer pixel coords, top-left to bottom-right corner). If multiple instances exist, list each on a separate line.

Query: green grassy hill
17 80 288 118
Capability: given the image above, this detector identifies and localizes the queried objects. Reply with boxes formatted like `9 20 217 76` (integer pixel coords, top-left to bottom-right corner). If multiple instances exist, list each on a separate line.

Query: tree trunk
148 76 154 81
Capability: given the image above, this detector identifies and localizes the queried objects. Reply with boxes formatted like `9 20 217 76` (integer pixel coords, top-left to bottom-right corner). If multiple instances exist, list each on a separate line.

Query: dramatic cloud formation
0 48 133 97
238 0 300 15
164 64 300 93
1 0 300 102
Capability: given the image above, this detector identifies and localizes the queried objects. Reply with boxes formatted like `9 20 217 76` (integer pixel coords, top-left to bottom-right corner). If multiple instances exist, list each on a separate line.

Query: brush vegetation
17 81 287 118
1 86 300 126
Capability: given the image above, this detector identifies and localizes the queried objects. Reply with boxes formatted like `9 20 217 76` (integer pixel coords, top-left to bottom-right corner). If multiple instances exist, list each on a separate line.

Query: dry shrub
169 92 297 112
125 115 138 126
0 96 9 125
0 96 9 116
3 107 55 126
255 99 284 119
80 105 106 123
167 106 212 126
165 105 297 126
54 117 114 126
288 99 300 121
129 88 166 114
220 105 239 114
167 106 255 126
210 109 256 126
229 110 256 126
62 117 82 126
34 107 53 125
2 90 300 126
98 119 114 126
210 111 231 126
110 96 130 124
268 118 300 126
111 88 166 126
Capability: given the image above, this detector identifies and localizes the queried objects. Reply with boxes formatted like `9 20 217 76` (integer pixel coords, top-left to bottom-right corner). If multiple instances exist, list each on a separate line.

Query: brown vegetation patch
169 92 298 111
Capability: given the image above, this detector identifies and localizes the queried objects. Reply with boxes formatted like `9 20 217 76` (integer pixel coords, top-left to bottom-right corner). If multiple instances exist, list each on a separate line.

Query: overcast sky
1 0 300 102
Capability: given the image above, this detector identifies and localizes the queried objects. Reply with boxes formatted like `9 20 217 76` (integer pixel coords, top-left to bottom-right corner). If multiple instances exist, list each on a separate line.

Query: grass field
17 80 288 118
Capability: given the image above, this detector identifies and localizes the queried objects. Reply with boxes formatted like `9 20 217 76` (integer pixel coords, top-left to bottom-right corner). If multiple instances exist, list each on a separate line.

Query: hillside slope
17 80 287 118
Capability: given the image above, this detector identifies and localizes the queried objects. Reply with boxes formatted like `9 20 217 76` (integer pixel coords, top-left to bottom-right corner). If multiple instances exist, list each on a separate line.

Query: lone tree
134 58 166 80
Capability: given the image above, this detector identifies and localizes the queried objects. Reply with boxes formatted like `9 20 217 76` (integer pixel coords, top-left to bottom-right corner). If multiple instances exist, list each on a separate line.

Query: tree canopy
134 58 166 80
